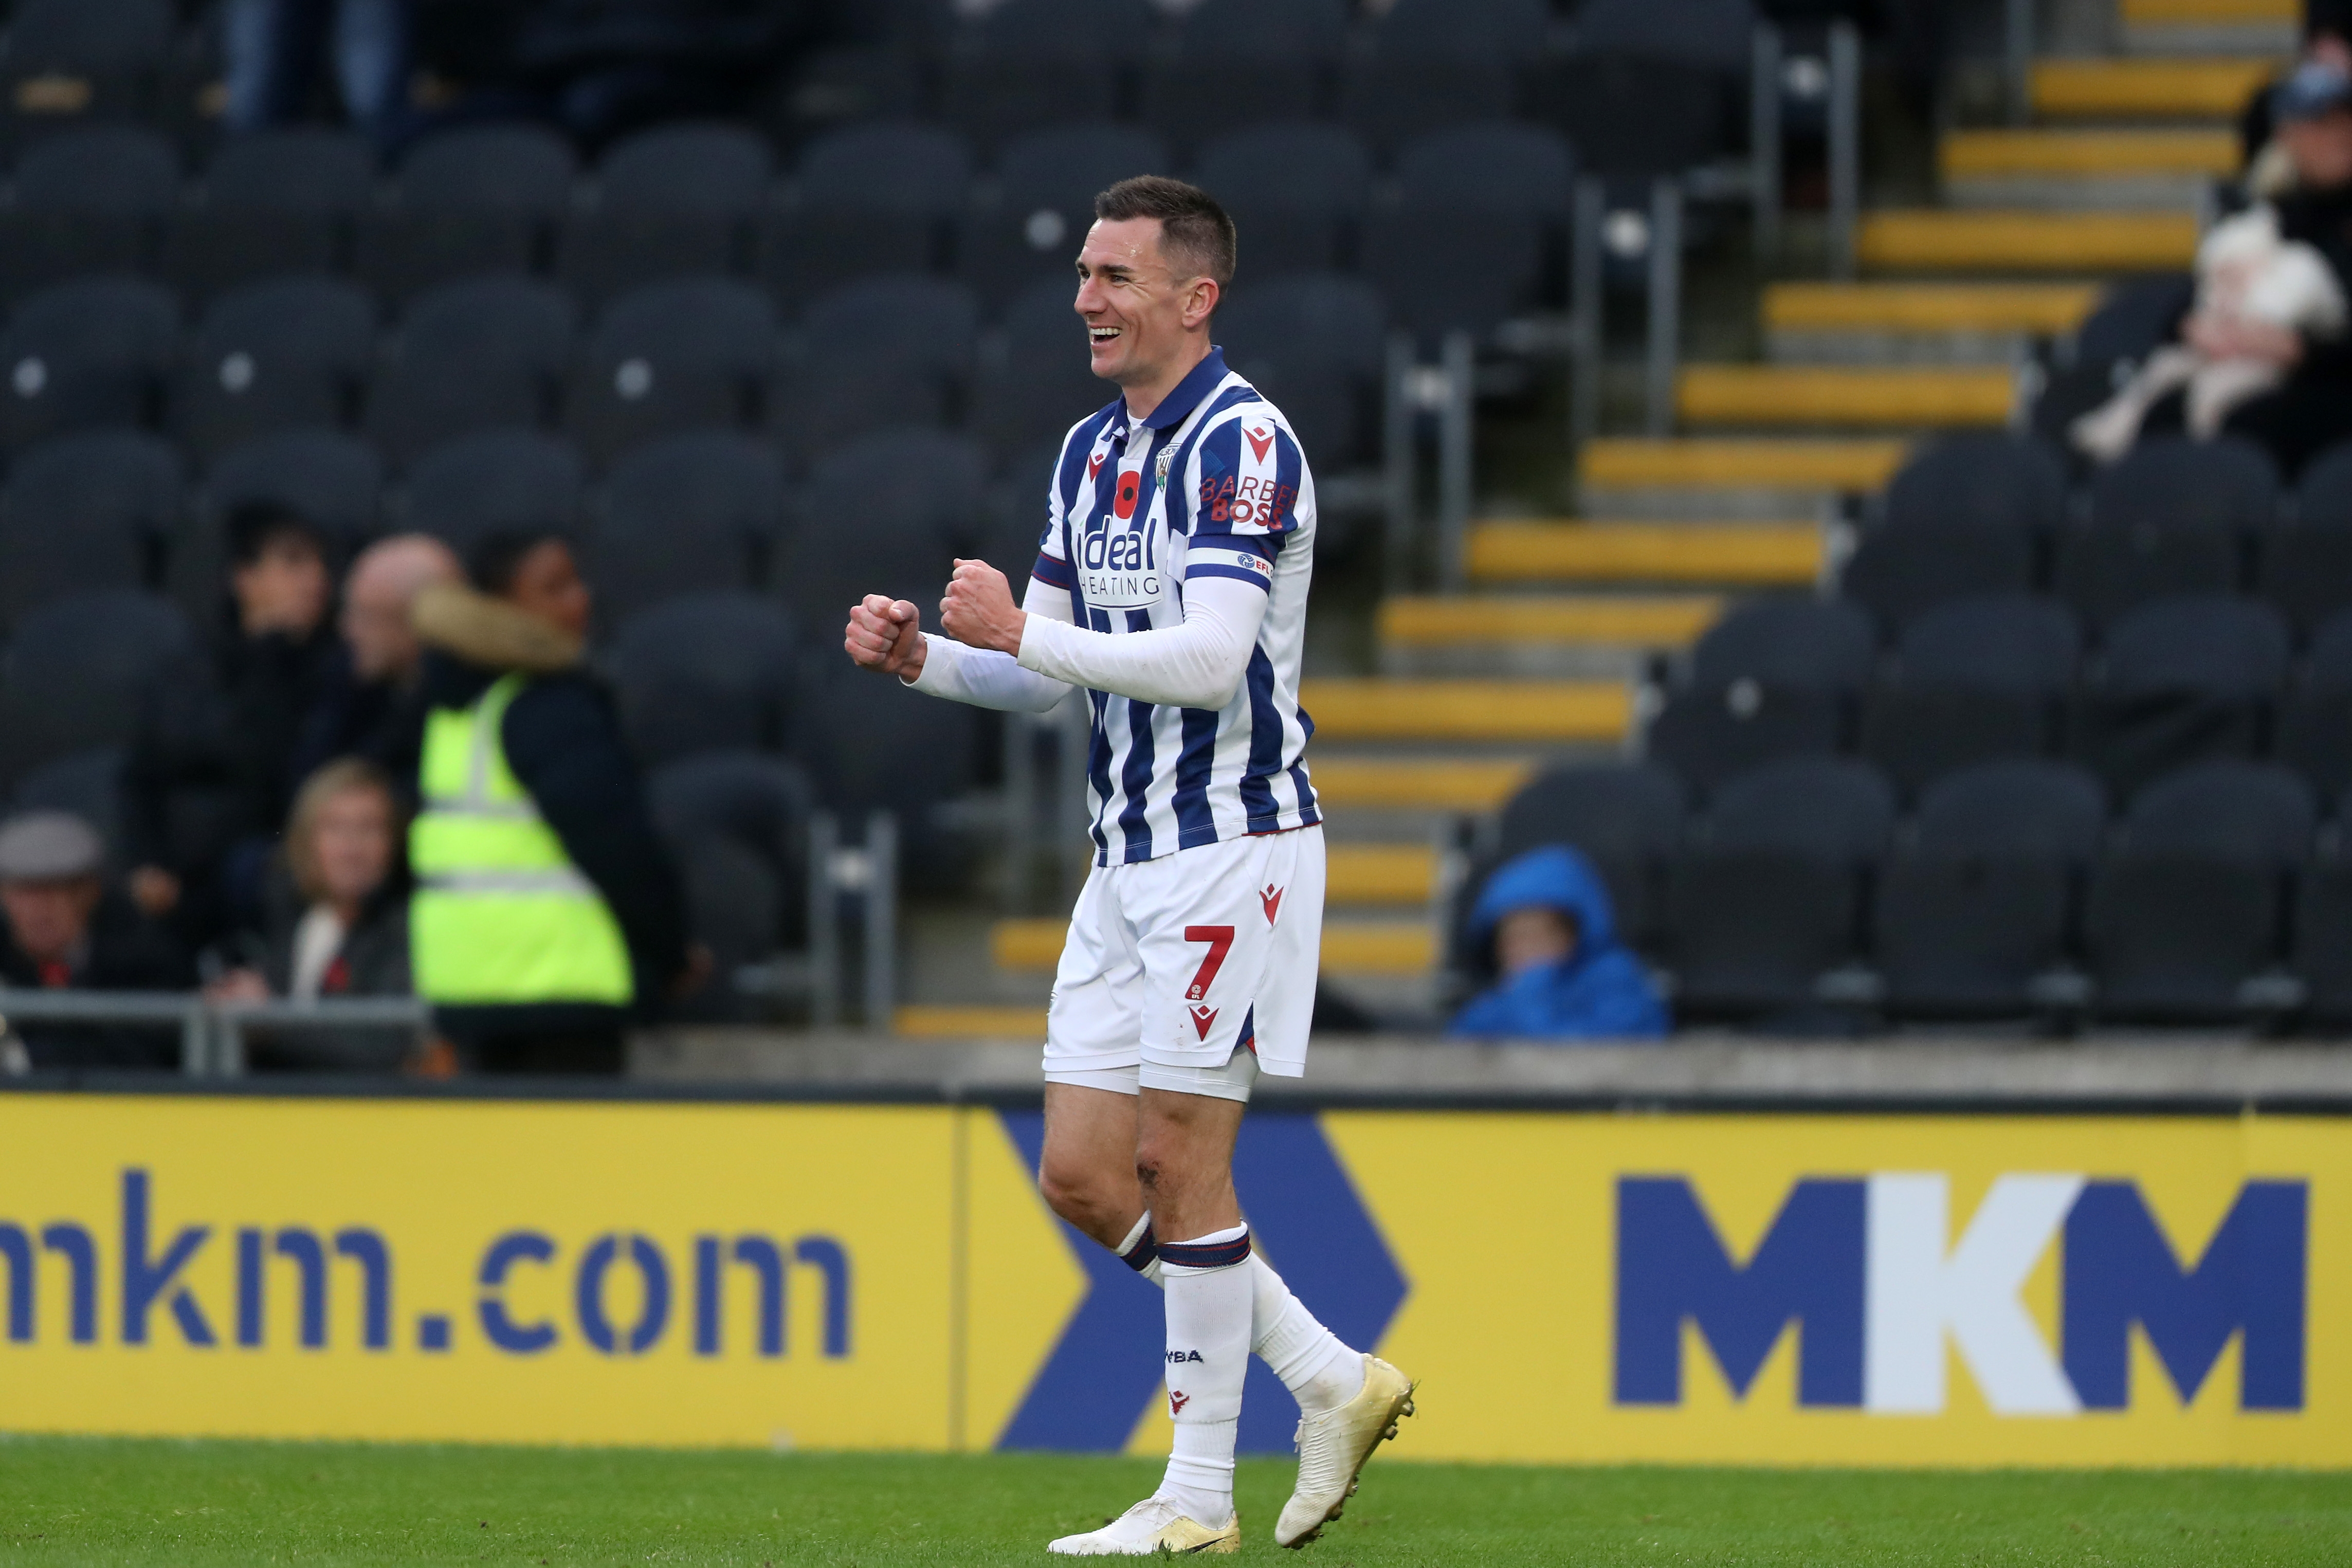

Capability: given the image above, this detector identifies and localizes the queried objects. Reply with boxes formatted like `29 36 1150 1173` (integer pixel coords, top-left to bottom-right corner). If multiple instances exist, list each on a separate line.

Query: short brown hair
1094 175 1237 288
286 759 400 904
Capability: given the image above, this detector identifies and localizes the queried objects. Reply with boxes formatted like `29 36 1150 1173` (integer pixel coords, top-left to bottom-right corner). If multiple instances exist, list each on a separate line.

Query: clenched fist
940 558 1026 655
844 594 926 681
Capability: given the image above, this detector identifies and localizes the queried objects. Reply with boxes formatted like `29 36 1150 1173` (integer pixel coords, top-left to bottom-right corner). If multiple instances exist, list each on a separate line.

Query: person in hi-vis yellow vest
409 529 700 1074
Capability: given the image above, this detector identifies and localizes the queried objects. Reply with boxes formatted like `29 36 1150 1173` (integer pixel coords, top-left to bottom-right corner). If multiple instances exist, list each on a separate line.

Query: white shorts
1042 825 1325 1101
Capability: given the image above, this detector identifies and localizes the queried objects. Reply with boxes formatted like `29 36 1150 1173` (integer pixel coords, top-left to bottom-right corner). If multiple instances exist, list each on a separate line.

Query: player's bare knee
1037 1153 1119 1232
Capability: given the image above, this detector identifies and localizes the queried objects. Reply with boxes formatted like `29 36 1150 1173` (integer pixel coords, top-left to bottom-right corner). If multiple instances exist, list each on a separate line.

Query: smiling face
1073 215 1219 414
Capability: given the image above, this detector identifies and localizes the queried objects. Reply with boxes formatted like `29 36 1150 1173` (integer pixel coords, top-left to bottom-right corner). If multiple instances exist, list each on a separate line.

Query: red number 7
1182 925 1234 1002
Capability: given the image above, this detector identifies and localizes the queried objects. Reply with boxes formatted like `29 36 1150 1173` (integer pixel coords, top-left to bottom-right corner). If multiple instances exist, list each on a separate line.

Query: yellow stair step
1301 678 1630 742
2122 0 2292 24
1378 593 1723 649
1327 842 1438 903
991 915 1436 973
1308 756 1536 811
2031 58 2278 119
1764 282 2100 336
896 1004 1046 1038
1467 521 1824 586
1583 438 1912 492
1940 127 2238 178
1859 210 2200 272
1678 364 2015 428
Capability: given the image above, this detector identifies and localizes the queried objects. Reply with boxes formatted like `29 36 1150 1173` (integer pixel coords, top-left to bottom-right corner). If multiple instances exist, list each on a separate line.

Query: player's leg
1036 1080 1143 1248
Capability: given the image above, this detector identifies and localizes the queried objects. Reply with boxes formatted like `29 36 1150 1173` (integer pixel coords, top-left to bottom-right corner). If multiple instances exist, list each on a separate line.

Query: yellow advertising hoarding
0 1093 2341 1467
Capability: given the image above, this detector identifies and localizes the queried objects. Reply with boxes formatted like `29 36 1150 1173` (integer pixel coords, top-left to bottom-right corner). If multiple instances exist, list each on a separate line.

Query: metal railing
0 990 429 1078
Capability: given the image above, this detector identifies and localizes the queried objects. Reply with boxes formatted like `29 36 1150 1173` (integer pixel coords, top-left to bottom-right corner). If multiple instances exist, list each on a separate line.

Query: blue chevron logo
994 1109 1410 1453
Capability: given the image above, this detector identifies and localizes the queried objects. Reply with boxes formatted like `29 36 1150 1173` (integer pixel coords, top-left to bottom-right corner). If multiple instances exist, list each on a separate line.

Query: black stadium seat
765 120 973 300
1191 123 1372 282
174 275 374 459
2278 608 2352 798
0 588 194 787
0 124 176 302
589 431 783 627
1215 274 1388 473
1859 593 2078 799
2260 439 2352 635
560 121 771 304
1141 0 1350 152
2292 787 2352 1027
402 431 585 551
10 745 128 861
0 429 179 630
772 273 977 463
368 276 575 463
782 426 988 626
974 277 1114 454
1646 595 1876 797
165 130 378 302
936 0 1153 149
1361 121 1574 343
2069 594 2290 801
0 275 176 451
647 749 815 1020
568 276 778 461
1530 0 1755 192
1875 759 2106 1019
1492 760 1688 951
356 124 578 302
0 0 176 151
2085 759 2314 1022
959 122 1170 307
203 429 384 547
2055 435 2272 629
1341 0 1547 152
1840 434 2063 629
1664 755 1895 1017
609 591 798 766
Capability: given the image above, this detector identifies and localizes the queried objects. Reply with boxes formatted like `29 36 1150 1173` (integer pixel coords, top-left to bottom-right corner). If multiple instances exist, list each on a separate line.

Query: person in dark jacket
409 530 699 1073
1449 845 1669 1042
0 812 195 1072
208 758 416 1071
125 501 339 947
514 0 817 146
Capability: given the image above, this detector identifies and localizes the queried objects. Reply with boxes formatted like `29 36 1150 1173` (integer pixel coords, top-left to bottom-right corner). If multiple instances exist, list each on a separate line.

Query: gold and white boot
1274 1354 1416 1548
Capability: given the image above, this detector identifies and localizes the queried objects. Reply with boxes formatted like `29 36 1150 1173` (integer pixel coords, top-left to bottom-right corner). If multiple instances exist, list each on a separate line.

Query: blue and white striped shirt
1030 348 1320 866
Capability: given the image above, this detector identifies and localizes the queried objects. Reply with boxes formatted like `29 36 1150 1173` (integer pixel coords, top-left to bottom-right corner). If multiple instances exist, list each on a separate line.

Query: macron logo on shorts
1189 1004 1219 1040
1259 883 1284 925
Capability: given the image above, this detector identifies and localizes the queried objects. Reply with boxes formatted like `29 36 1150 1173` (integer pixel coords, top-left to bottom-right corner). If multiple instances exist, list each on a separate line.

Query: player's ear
1184 275 1219 331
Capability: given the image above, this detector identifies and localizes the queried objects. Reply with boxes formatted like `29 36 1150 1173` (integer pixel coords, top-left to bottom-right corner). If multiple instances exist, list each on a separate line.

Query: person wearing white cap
0 811 192 1072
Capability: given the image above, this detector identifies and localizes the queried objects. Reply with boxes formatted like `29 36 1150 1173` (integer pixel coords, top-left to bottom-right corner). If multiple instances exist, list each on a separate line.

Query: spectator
290 534 463 797
207 760 415 1071
513 0 819 147
125 503 339 945
224 0 418 151
0 812 194 1073
1448 846 1669 1042
409 530 698 1073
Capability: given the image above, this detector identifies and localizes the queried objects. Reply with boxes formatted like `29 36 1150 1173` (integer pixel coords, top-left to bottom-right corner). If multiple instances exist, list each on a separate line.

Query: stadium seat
782 426 989 627
568 276 778 462
2258 439 2352 636
973 277 1115 454
0 0 176 151
0 124 176 302
2054 436 2272 629
791 643 981 884
2084 758 2314 1022
401 430 585 551
1214 273 1388 474
2071 274 2195 369
589 430 784 627
935 0 1153 149
9 744 127 860
1874 759 2106 1019
173 275 374 460
1530 0 1754 191
2068 594 2290 801
1840 434 2064 629
1858 593 2078 800
1190 123 1370 283
1492 760 1688 952
559 122 772 305
0 275 176 452
202 428 384 546
772 273 977 463
647 749 816 1020
367 275 575 463
355 124 578 303
764 120 973 301
959 122 1170 307
609 590 798 765
164 129 377 303
987 435 1068 566
2290 789 2352 1028
1140 0 1350 152
2280 609 2352 799
1340 0 1547 152
0 429 179 631
0 588 194 787
1663 754 1895 1018
1645 595 1876 797
1360 121 1574 343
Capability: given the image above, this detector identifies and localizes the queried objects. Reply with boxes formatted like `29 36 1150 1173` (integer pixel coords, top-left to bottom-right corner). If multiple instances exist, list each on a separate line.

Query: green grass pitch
3 1436 2350 1564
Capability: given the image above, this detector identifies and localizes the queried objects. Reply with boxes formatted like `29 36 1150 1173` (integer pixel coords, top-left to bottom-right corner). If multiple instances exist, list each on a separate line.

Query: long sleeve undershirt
906 573 1269 713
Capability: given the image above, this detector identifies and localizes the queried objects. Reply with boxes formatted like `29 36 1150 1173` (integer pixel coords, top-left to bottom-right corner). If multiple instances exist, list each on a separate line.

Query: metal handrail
0 989 430 1078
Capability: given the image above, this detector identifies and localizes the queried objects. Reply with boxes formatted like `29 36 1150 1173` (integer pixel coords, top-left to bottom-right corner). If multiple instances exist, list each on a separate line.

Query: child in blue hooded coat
1449 844 1669 1041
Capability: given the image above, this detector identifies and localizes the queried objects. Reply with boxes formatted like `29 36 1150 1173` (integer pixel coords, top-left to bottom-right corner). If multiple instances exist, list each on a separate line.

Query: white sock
1156 1224 1252 1526
1122 1211 1361 1410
